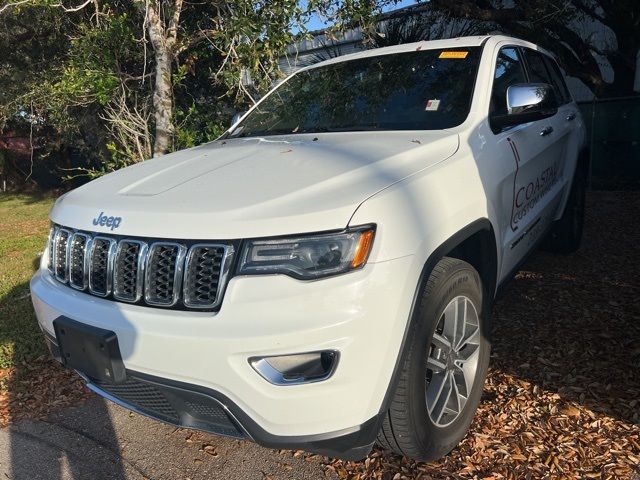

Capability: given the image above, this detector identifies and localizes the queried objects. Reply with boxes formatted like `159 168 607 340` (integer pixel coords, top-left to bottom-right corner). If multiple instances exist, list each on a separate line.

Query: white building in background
278 4 640 102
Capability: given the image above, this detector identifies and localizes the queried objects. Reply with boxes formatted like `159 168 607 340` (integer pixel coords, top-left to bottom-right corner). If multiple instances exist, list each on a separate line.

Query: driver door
490 47 566 280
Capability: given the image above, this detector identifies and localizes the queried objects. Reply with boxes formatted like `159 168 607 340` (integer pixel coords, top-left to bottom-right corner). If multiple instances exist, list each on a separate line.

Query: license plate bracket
53 316 126 384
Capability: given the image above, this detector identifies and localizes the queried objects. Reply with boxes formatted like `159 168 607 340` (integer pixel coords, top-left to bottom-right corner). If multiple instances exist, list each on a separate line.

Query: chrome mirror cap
507 83 556 115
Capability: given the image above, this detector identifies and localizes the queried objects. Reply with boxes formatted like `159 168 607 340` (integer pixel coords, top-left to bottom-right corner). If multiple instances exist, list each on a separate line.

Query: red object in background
0 133 32 156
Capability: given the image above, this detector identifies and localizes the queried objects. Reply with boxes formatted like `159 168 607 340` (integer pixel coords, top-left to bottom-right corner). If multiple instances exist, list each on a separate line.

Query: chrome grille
69 233 90 290
145 243 186 306
47 227 57 272
53 229 71 282
113 240 146 302
183 245 231 308
89 237 116 296
46 225 233 311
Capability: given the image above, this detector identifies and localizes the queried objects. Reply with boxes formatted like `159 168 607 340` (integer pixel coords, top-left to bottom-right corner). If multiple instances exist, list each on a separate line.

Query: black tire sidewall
405 261 490 457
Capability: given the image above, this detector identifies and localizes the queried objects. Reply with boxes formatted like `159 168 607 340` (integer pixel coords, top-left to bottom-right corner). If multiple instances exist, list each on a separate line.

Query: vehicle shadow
1 277 129 479
489 191 640 425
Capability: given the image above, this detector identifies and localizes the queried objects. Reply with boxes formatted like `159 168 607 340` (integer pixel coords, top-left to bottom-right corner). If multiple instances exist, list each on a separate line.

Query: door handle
566 112 576 121
540 126 554 136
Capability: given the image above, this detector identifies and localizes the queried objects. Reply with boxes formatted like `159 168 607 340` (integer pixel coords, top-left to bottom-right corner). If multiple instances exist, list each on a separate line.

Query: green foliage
0 193 53 368
174 104 226 150
0 1 387 187
206 0 306 106
52 14 139 107
55 15 138 106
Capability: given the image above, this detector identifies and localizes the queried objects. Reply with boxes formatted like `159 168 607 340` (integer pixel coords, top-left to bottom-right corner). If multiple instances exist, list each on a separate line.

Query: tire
377 257 490 461
542 165 586 254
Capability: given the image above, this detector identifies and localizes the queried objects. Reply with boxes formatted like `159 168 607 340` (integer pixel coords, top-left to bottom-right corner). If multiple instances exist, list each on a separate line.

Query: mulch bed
2 191 639 479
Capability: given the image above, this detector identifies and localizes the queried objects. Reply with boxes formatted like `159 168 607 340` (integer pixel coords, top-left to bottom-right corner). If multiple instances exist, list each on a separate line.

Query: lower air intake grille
95 375 245 438
99 378 180 422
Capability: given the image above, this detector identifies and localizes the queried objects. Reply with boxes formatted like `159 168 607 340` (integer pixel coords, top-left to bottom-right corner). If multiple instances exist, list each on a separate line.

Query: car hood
51 131 459 239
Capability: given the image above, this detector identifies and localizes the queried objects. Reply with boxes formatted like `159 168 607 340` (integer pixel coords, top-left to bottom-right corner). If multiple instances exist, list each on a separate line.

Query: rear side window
543 56 572 104
491 47 527 116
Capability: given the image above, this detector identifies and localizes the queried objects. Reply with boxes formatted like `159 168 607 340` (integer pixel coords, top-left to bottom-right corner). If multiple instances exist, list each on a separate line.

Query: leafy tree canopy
0 0 398 186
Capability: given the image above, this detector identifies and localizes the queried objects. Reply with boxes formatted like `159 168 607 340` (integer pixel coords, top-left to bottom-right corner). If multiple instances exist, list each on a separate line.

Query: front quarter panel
350 150 495 270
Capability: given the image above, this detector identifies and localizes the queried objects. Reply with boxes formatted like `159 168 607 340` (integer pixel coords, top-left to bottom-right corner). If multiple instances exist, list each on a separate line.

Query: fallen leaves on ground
0 354 90 427
322 192 640 478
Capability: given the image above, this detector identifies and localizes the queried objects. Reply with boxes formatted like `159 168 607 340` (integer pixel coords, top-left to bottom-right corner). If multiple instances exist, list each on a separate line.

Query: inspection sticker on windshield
439 51 468 59
425 99 440 111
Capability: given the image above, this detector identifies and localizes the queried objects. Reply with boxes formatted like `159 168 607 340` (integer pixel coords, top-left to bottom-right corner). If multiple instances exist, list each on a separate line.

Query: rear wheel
377 257 490 461
542 166 586 254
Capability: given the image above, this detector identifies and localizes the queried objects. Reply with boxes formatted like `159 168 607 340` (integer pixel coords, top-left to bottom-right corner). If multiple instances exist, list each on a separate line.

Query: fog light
250 351 338 385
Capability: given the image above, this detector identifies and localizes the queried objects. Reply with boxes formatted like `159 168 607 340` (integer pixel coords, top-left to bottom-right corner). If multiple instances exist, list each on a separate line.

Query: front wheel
377 257 490 461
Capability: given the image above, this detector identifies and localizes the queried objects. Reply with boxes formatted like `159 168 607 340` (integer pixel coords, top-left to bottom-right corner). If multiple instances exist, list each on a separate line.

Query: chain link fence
577 96 640 189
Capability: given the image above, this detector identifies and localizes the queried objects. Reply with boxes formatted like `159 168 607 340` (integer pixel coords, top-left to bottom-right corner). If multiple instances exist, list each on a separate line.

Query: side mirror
491 83 558 129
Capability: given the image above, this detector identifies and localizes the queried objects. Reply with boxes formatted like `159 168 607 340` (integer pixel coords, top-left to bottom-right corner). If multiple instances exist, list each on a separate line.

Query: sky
302 0 417 32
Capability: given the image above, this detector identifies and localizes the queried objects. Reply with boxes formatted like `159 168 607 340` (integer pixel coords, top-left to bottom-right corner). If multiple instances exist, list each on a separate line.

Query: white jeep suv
31 35 587 461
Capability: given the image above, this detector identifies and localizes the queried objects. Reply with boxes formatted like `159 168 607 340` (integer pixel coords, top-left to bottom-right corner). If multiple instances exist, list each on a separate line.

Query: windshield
229 47 482 138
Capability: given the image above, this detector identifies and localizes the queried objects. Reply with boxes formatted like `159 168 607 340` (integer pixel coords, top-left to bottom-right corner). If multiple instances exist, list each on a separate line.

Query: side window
523 49 552 84
524 49 572 106
491 47 527 116
543 56 572 104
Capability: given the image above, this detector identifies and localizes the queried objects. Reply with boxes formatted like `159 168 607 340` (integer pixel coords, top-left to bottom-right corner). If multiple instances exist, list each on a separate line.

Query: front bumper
30 255 417 458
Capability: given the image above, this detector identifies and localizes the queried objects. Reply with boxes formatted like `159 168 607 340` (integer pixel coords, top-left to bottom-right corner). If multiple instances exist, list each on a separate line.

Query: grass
0 193 54 370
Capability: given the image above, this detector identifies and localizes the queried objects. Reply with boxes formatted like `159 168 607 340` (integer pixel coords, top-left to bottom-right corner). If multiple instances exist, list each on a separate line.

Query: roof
298 35 540 71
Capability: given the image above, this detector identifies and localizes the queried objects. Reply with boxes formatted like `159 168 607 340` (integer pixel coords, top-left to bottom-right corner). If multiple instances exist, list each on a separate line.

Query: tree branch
174 28 218 55
428 0 523 22
571 0 611 28
0 0 31 15
51 0 93 13
166 0 183 45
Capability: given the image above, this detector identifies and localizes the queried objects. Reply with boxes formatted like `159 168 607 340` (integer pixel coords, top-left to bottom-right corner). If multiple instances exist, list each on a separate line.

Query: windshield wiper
233 129 296 138
232 123 383 138
295 124 382 133
323 124 382 132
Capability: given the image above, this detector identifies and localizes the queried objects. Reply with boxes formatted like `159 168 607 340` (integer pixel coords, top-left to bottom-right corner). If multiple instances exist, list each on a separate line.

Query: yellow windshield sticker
439 51 469 59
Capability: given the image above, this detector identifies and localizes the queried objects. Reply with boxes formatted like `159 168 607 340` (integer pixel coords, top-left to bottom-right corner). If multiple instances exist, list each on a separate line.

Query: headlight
238 226 375 280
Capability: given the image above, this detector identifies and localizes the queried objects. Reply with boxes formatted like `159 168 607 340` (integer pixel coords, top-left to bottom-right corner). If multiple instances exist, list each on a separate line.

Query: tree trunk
144 0 182 157
151 48 174 156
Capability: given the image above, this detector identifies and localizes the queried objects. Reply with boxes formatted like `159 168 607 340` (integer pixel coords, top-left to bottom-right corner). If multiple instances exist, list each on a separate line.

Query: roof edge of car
302 35 522 70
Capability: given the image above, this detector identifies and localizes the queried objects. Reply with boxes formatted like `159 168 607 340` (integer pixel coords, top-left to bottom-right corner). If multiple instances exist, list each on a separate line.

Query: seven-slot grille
47 226 233 310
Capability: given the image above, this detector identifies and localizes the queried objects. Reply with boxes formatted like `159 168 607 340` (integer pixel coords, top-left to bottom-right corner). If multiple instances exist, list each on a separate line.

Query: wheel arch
377 218 497 417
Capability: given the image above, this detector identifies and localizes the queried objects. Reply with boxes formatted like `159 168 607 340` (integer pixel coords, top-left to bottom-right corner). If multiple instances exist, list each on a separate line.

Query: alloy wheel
425 295 481 427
